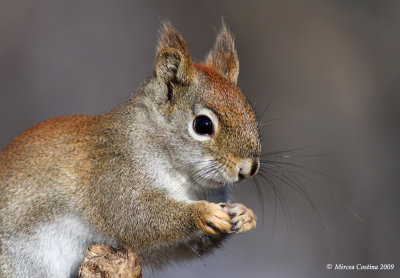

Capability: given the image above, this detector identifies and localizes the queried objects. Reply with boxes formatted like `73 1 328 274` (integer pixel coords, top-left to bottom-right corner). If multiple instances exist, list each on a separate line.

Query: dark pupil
194 115 213 135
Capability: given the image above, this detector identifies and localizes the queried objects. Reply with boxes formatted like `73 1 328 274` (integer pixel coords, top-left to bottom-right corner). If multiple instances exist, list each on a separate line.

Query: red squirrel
0 23 260 277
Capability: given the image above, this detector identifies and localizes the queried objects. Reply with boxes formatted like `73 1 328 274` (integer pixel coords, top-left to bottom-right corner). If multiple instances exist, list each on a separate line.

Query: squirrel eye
193 115 214 136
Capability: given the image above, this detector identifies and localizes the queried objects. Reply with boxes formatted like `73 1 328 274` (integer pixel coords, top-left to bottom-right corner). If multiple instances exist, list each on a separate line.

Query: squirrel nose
238 158 260 181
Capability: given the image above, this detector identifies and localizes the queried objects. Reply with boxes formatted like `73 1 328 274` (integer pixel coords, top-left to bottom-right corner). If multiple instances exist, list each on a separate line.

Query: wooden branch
78 244 142 278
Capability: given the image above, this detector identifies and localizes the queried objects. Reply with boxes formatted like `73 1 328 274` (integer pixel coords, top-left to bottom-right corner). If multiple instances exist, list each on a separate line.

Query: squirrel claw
227 203 256 234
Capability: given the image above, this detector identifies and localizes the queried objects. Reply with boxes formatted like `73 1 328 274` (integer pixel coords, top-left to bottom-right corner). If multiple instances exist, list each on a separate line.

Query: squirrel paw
193 201 231 235
225 203 256 234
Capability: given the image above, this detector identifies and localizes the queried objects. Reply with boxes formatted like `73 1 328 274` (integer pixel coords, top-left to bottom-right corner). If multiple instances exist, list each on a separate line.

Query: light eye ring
188 108 219 142
193 115 214 136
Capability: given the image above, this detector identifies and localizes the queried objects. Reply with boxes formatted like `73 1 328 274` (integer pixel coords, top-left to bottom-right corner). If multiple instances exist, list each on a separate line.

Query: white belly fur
5 215 117 278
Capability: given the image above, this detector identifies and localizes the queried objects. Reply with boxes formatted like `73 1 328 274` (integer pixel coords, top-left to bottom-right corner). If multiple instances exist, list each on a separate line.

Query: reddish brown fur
1 115 97 166
194 64 256 127
194 64 260 158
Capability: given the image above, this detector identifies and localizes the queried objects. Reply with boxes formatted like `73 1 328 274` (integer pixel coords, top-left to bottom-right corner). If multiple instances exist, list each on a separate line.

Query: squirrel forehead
194 64 257 128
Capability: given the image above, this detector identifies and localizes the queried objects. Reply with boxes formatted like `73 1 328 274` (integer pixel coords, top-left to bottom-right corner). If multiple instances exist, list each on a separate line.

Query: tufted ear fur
205 22 239 85
156 23 194 86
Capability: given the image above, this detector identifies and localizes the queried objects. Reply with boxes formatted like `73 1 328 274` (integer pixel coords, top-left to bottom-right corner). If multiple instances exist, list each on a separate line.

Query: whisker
258 83 279 121
334 196 363 222
254 175 278 241
260 165 331 233
261 159 341 186
250 177 265 235
261 152 361 232
265 153 357 159
258 171 292 238
164 159 218 196
261 145 317 158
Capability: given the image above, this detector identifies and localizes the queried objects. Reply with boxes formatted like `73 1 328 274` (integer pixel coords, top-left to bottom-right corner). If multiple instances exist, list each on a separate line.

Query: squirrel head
138 22 260 188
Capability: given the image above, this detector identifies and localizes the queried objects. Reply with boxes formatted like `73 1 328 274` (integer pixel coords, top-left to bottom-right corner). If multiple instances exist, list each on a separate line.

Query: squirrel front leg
127 190 234 244
93 187 256 247
131 189 255 243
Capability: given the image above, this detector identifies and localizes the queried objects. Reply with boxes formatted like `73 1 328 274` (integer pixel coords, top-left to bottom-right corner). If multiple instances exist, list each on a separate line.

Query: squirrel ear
205 22 239 85
156 23 194 86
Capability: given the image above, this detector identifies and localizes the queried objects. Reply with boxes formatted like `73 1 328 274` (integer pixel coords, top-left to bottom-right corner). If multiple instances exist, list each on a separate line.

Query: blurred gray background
1 1 399 277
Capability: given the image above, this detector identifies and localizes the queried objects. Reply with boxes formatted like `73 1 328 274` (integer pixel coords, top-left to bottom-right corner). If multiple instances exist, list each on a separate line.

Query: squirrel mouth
190 159 242 188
